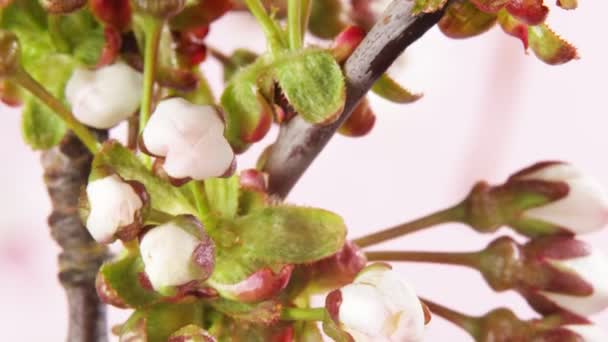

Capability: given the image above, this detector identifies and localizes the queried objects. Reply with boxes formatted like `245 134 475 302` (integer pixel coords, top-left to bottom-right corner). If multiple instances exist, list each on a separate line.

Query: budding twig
264 0 448 198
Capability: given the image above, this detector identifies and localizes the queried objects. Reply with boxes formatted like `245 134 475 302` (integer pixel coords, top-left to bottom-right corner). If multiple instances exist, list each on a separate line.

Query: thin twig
42 133 109 342
264 0 447 198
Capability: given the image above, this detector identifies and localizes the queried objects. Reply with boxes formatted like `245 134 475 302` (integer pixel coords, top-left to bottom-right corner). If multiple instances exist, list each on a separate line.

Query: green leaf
0 0 50 67
91 141 197 216
210 206 347 284
413 0 449 15
21 54 74 149
308 0 346 39
528 24 578 65
205 176 240 219
274 50 345 124
371 74 422 104
98 251 160 308
121 302 204 342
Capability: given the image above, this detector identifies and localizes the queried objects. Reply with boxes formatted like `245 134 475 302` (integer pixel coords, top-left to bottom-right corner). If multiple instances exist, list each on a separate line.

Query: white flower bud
517 162 608 234
66 62 142 129
334 265 425 342
540 247 608 316
139 222 201 291
85 175 143 243
562 324 608 342
141 98 234 181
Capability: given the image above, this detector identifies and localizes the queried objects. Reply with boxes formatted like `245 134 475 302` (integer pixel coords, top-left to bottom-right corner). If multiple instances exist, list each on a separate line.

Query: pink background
1 2 607 341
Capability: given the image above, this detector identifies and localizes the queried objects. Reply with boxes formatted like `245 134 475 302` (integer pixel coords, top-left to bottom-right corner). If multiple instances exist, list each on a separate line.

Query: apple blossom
326 264 426 342
66 61 143 129
141 98 235 182
85 174 145 243
139 216 215 293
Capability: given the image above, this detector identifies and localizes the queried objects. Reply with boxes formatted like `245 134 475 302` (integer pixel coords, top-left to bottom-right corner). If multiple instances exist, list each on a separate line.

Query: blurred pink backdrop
1 2 607 341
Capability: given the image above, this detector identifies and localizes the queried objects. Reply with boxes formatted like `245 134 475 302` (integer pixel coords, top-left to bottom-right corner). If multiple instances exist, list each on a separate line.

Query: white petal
85 175 143 243
563 325 608 342
339 284 392 338
139 223 200 290
142 98 234 180
522 165 608 234
542 250 608 316
66 62 142 129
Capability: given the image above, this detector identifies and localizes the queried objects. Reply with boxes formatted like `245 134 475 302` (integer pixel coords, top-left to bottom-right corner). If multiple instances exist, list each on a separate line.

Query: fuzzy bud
331 25 366 63
210 265 294 303
66 62 143 129
141 98 235 183
326 263 426 342
338 98 376 137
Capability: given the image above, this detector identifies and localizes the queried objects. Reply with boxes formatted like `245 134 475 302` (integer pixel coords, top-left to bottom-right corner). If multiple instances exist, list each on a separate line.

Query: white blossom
66 62 142 129
85 175 143 243
142 98 234 181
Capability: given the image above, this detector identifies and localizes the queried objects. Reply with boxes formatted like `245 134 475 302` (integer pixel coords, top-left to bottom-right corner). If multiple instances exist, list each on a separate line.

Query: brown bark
264 0 448 198
41 133 108 342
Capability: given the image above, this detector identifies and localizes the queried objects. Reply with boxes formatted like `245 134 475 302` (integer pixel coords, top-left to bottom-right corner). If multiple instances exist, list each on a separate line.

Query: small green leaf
205 176 240 219
21 54 74 149
98 251 160 308
439 1 497 39
210 298 282 324
528 24 578 65
371 74 422 104
274 50 345 124
91 141 197 216
55 8 105 65
210 206 347 284
308 0 346 39
222 49 258 83
413 0 449 15
122 302 204 342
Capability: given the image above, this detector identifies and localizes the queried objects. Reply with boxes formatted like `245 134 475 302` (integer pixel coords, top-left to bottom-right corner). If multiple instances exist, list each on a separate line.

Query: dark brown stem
264 0 448 198
41 133 109 342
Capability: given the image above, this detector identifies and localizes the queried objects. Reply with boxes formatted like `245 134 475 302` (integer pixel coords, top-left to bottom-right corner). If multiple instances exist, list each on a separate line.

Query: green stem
244 0 286 54
300 0 312 35
189 180 214 228
421 298 480 338
287 0 302 50
139 16 163 134
281 307 326 322
12 68 99 154
365 250 480 268
353 204 466 248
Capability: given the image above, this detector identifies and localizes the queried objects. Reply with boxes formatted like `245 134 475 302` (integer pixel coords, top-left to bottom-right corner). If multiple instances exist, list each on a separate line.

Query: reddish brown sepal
332 25 366 63
96 27 122 68
439 1 498 39
175 26 210 67
308 241 367 292
150 158 192 187
138 271 154 291
498 10 530 49
505 0 548 26
239 169 268 192
90 0 132 31
191 235 215 281
170 0 233 30
470 0 509 13
271 325 294 342
0 79 21 107
40 0 86 14
325 289 342 323
220 265 295 302
157 67 199 92
338 98 376 137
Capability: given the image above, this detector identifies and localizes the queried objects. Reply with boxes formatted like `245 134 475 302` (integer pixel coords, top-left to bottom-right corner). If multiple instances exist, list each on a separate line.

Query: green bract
122 302 204 342
90 141 197 217
205 176 240 219
210 206 347 285
371 74 422 104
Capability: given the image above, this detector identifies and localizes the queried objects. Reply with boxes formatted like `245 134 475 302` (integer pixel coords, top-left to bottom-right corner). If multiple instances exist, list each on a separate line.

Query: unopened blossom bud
39 0 86 14
0 30 20 79
307 241 367 292
84 174 147 243
464 161 608 237
477 236 608 317
210 265 294 303
132 0 185 18
139 216 215 294
326 263 426 342
141 98 235 182
331 25 366 62
239 169 268 193
338 98 376 137
66 62 143 129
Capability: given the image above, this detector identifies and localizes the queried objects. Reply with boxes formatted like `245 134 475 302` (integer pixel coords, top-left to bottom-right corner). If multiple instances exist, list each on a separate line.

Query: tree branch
41 133 109 342
264 0 447 198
